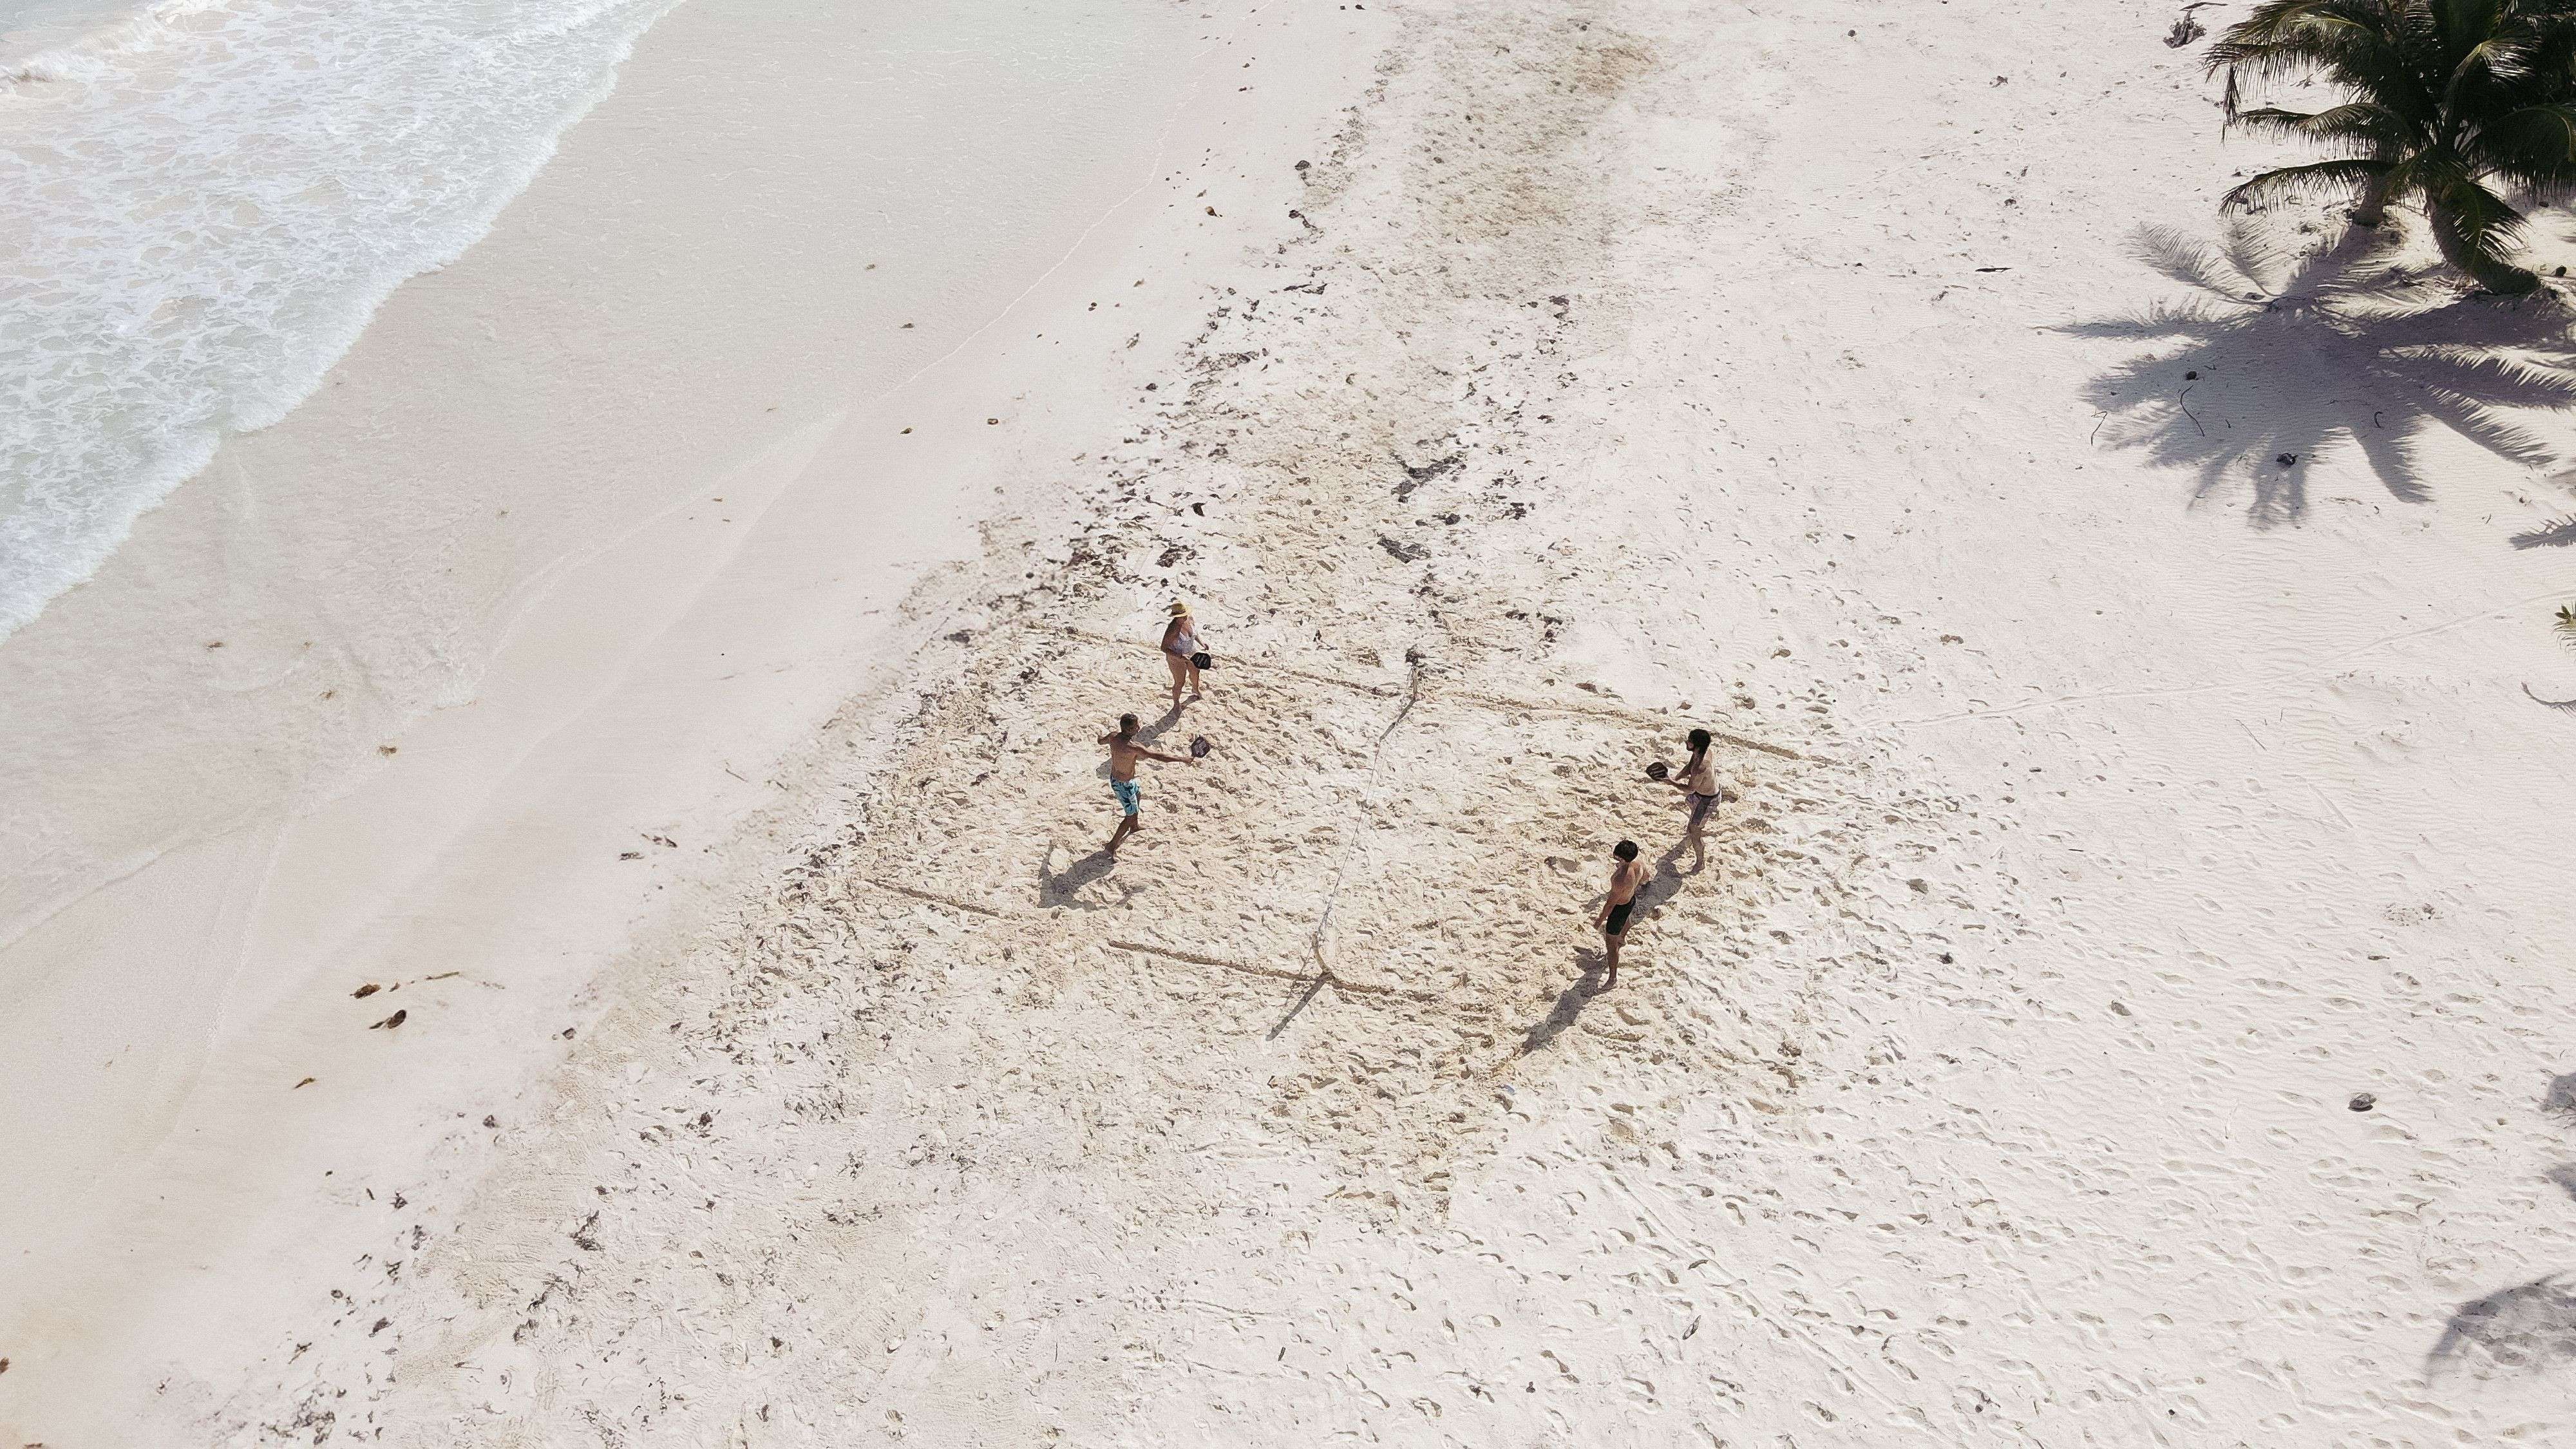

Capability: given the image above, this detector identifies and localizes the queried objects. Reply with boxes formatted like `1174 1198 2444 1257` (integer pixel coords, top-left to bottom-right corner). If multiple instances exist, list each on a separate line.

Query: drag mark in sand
868 875 1434 1001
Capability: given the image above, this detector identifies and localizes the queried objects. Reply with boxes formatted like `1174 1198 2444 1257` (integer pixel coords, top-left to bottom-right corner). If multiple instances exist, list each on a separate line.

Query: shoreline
0 0 685 635
0 0 1383 1431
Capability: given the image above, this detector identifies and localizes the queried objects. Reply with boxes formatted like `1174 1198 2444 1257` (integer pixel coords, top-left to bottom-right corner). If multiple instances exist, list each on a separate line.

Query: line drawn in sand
1034 621 1819 762
875 875 1435 1001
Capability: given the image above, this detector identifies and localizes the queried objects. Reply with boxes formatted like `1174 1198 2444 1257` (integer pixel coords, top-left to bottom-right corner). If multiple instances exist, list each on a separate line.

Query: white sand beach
7 0 2576 1442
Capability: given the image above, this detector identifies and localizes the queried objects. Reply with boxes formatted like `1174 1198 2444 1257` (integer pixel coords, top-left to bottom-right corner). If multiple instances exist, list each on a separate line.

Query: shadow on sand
1520 951 1607 1056
1266 962 1331 1041
1036 845 1132 911
2066 218 2576 527
1136 701 1188 744
2423 1080 2576 1379
2431 1274 2576 1378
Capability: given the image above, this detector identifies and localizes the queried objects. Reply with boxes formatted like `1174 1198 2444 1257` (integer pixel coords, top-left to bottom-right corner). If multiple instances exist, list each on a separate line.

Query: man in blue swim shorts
1099 712 1193 853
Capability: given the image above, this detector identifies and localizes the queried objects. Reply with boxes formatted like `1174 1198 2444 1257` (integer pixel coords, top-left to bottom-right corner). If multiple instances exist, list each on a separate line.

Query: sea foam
0 0 680 636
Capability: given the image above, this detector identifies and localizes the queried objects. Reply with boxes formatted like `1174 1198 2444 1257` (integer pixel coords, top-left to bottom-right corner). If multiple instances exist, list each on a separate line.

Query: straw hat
1168 600 1191 616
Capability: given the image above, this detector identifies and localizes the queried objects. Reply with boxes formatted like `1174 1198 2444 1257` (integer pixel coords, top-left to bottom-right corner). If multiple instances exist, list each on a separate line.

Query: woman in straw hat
1159 599 1204 707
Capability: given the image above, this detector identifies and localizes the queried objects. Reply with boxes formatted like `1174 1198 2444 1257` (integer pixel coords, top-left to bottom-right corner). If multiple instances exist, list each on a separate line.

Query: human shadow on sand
1136 701 1188 744
1036 845 1133 911
1520 953 1609 1055
2066 219 2576 527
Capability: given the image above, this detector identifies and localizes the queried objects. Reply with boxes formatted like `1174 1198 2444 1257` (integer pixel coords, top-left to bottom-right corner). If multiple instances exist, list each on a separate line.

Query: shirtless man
1593 838 1647 992
1099 711 1193 852
1662 728 1719 872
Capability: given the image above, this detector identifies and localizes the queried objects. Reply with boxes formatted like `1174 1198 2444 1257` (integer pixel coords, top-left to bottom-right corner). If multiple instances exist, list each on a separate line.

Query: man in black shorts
1593 838 1647 992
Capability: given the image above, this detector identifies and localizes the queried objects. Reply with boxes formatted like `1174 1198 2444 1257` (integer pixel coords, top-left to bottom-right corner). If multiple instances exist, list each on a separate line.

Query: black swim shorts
1604 900 1634 937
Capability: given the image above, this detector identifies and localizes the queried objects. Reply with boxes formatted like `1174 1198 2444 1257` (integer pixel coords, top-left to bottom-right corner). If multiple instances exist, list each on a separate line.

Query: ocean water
0 0 680 636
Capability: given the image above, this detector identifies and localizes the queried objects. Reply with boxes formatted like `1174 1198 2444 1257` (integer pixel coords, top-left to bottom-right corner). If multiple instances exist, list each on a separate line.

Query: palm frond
2469 102 2576 189
2208 0 2406 64
2514 14 2576 92
2228 101 2420 149
2429 173 2531 257
2208 0 2418 94
2447 31 2528 91
2223 156 2397 209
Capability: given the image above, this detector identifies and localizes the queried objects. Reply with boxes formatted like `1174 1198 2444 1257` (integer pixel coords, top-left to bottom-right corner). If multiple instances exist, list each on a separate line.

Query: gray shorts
1687 791 1717 830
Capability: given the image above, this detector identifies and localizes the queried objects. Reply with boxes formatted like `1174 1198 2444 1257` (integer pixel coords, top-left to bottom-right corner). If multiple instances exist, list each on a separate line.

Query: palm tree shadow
2511 515 2576 549
2429 1274 2576 1378
2066 218 2576 525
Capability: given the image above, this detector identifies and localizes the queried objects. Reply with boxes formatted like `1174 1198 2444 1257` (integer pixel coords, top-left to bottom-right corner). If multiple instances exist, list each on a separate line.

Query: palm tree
2207 0 2576 294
